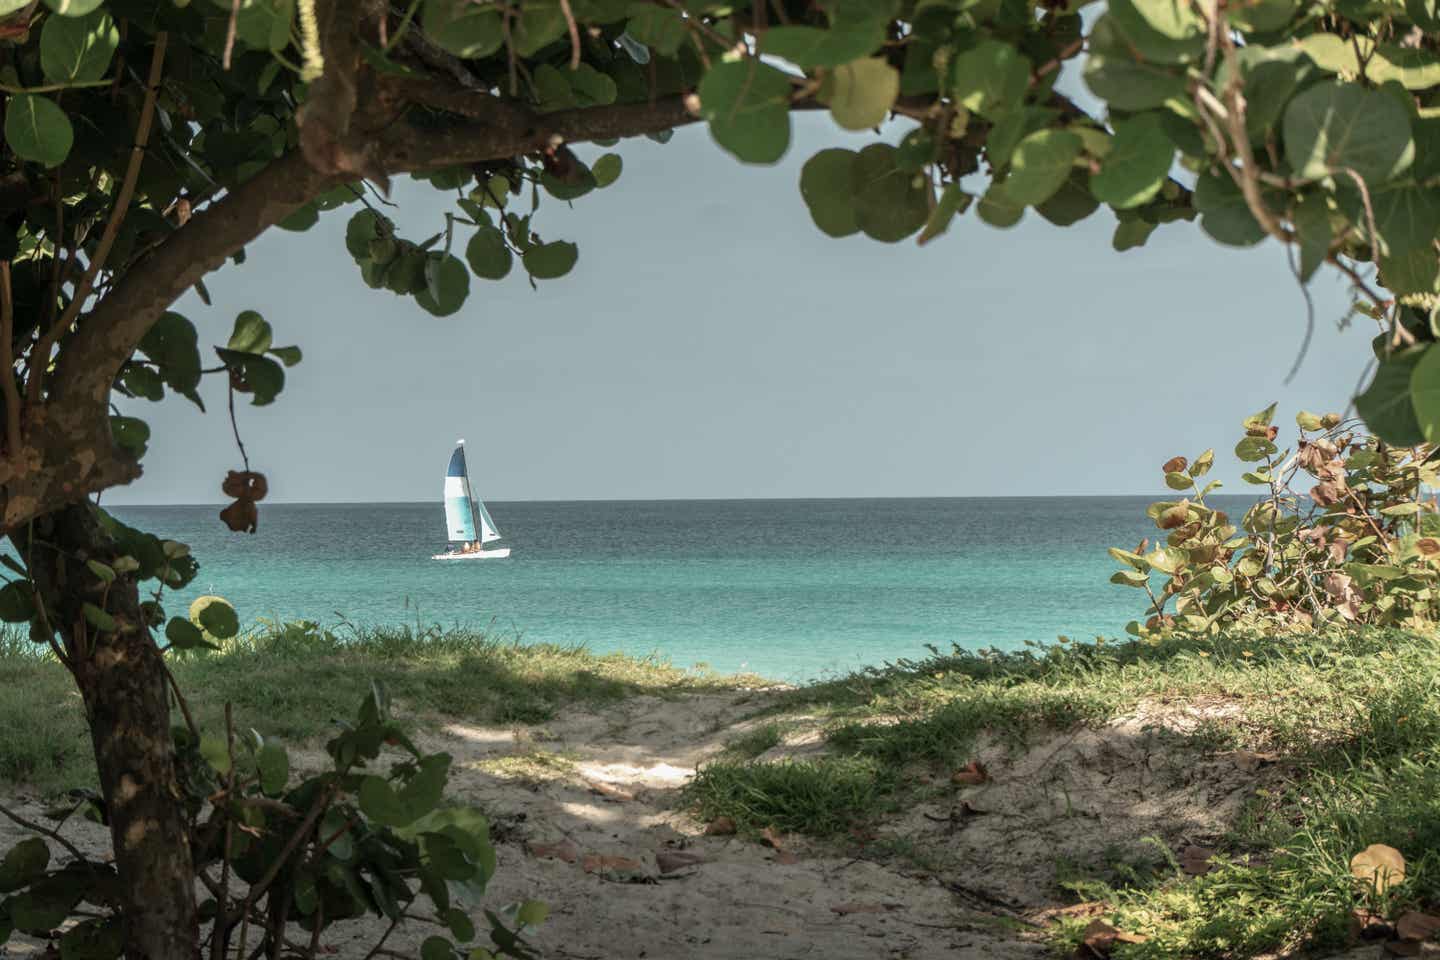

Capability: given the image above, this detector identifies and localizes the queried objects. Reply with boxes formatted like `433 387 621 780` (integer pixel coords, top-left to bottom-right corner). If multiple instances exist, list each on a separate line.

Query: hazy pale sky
111 112 1375 505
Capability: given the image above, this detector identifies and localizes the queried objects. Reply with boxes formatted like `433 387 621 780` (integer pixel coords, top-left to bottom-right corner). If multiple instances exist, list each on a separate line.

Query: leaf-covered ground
4 627 1440 957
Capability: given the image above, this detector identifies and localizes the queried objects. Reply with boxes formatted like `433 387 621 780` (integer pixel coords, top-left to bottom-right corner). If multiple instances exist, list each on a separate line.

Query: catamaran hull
431 547 512 560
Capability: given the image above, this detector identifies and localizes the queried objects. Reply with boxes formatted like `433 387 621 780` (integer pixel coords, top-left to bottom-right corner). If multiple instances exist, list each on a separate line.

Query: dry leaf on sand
703 816 736 836
527 838 579 863
1351 844 1407 894
951 760 989 786
655 850 706 875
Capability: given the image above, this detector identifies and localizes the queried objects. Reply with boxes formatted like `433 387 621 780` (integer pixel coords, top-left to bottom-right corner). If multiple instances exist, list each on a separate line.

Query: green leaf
1243 402 1277 430
1082 16 1188 110
164 616 216 651
257 742 289 796
522 241 578 280
1146 546 1189 575
824 57 899 131
40 9 118 84
465 228 512 281
624 7 686 56
763 23 883 69
1409 344 1440 443
850 143 928 242
1164 471 1193 491
1111 570 1151 587
85 559 115 584
1091 114 1173 209
918 184 972 245
0 838 49 893
139 312 201 396
58 916 125 960
235 0 295 54
1234 436 1278 461
1035 172 1099 226
977 180 1025 228
359 776 409 827
1371 44 1440 90
986 107 1058 171
0 581 34 623
517 900 549 926
1357 351 1427 445
1294 192 1331 283
418 253 470 316
698 59 793 164
422 0 504 58
444 907 475 942
591 153 622 188
215 349 285 405
420 935 453 960
228 310 273 354
5 94 74 168
345 209 384 259
799 148 859 238
1113 219 1157 251
1227 0 1298 30
949 39 1030 119
190 595 239 640
1372 184 1440 256
1006 130 1083 206
1108 0 1206 64
199 734 231 775
1282 81 1414 186
269 345 302 367
277 202 318 232
1380 247 1440 296
109 416 149 458
43 0 107 15
1194 170 1265 247
83 602 115 632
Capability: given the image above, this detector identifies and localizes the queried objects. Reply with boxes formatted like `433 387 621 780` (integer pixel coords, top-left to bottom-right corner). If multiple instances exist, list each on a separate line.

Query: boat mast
462 441 482 548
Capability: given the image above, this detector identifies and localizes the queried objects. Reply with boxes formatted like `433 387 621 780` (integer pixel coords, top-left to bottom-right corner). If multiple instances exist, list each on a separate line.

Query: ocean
108 497 1247 683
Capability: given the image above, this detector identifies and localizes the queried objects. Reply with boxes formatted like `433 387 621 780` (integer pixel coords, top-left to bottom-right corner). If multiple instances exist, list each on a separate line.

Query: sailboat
431 440 511 560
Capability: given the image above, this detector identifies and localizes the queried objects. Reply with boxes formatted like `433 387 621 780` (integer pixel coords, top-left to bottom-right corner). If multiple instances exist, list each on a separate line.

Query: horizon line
105 491 1260 508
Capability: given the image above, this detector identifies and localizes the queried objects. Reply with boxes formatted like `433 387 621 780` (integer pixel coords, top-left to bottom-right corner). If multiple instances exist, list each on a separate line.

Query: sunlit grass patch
683 756 894 836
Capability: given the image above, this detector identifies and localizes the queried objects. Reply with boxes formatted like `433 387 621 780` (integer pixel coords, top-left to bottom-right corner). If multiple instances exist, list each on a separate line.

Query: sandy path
0 690 1289 959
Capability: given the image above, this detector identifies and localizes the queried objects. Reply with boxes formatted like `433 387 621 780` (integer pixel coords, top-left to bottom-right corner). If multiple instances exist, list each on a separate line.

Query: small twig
27 32 168 406
500 2 518 96
360 915 403 960
1282 237 1317 385
227 383 250 472
223 0 242 69
0 799 92 868
226 782 337 939
1329 255 1391 317
558 0 580 70
162 660 200 740
211 703 238 960
0 263 20 456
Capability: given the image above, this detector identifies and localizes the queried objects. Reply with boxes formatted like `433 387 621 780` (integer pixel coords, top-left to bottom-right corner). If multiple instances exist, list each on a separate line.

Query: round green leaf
419 253 470 316
165 616 212 651
465 227 512 280
517 900 549 926
523 240 579 279
5 94 74 168
850 143 928 242
1357 351 1426 445
799 147 859 238
1372 184 1440 256
698 59 793 164
624 7 687 56
420 935 453 960
825 57 900 131
0 581 35 623
40 9 118 84
1083 16 1188 111
190 595 239 641
228 310 273 354
1282 81 1414 185
1108 0 1205 64
422 0 504 58
1006 130 1083 207
345 209 383 259
1226 0 1298 31
257 742 289 796
1193 170 1265 247
1410 344 1440 443
0 838 50 892
43 0 107 14
949 39 1031 119
1090 114 1174 209
592 152 623 188
977 180 1024 228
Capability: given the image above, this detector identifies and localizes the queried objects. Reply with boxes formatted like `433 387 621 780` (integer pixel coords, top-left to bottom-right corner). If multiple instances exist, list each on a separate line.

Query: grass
0 618 758 793
681 627 1440 958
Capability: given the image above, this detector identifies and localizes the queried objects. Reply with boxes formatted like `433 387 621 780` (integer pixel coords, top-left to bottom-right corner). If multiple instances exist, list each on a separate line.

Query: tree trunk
18 503 197 960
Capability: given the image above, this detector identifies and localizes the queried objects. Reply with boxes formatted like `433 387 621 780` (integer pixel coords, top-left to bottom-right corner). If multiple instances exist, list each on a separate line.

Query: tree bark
17 503 197 960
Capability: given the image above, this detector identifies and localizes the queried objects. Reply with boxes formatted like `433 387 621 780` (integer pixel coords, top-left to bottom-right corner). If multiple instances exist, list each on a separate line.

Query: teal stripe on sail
445 493 477 542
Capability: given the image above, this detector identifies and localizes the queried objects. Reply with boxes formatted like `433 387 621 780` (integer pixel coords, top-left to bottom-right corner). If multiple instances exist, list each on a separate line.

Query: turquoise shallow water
109 497 1249 683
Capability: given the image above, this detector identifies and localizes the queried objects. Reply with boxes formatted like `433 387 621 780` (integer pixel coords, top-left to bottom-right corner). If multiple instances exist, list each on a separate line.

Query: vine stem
27 32 168 406
228 383 251 473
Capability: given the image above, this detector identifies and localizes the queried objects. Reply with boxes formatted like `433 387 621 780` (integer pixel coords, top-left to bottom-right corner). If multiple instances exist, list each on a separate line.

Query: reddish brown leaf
221 470 268 501
759 826 785 849
219 498 259 534
1397 912 1440 942
530 840 580 863
1079 920 1148 956
1162 456 1188 474
703 816 736 836
1180 845 1215 876
773 850 801 865
1417 538 1440 558
655 850 705 875
951 760 989 786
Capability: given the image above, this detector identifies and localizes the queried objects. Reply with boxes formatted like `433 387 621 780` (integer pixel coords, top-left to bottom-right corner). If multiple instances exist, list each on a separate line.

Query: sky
110 112 1378 505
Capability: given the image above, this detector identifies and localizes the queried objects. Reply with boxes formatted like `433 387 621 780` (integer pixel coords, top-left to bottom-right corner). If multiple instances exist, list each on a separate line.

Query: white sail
441 439 505 548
